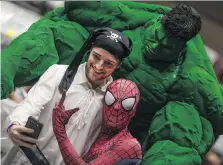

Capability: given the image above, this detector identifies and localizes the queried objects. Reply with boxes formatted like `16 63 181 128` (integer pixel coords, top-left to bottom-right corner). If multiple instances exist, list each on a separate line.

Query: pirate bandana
92 27 132 61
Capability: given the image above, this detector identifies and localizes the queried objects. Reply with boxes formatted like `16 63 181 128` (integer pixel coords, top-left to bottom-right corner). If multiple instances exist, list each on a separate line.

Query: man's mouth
92 66 104 75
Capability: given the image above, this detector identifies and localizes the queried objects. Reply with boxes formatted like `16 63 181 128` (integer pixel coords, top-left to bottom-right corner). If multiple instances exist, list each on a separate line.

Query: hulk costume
1 1 223 164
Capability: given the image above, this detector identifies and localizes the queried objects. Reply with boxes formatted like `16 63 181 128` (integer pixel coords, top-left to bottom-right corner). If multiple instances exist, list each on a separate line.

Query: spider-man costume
52 79 142 165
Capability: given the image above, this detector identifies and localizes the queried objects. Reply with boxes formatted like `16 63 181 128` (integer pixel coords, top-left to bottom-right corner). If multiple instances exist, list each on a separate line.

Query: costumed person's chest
84 131 131 161
115 58 182 114
167 63 219 117
84 139 113 162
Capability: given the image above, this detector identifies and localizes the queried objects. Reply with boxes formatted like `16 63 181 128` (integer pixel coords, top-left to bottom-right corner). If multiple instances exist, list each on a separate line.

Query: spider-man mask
103 79 140 130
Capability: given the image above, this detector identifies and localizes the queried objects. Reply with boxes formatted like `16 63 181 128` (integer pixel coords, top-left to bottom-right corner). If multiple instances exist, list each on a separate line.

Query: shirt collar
99 76 113 92
72 62 89 85
72 62 113 92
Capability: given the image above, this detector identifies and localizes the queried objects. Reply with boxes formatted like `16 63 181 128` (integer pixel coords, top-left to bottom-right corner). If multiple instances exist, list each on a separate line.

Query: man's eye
104 61 113 67
94 54 100 59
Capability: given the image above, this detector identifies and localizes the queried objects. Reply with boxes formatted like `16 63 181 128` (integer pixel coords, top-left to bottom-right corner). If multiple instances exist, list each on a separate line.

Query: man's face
86 47 120 86
143 17 186 62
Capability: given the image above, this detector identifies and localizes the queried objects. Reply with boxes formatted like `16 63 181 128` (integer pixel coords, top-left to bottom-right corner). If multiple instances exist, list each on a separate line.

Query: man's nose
95 60 104 70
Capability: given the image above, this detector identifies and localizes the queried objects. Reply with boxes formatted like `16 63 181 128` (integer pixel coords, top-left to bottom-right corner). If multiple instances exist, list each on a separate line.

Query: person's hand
52 104 79 126
206 151 223 165
9 91 23 103
8 121 38 148
52 104 79 142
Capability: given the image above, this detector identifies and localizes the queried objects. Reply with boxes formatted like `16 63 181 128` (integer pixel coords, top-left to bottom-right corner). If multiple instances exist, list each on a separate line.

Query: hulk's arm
64 1 171 31
1 8 89 99
143 101 214 165
198 72 223 137
1 23 59 99
168 38 223 137
169 63 223 138
189 66 223 137
143 140 202 165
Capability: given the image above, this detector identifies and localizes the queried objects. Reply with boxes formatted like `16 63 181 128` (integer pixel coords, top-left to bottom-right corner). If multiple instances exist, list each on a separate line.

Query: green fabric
143 140 202 165
147 101 214 155
198 117 215 156
1 8 89 98
1 1 223 164
64 1 171 31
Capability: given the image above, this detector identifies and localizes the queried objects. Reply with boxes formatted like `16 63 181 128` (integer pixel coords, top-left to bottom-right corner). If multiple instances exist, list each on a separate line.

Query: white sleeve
4 64 61 130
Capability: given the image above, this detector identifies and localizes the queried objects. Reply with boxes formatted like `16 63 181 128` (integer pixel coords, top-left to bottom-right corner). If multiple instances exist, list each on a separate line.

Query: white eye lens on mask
104 91 115 106
121 97 135 111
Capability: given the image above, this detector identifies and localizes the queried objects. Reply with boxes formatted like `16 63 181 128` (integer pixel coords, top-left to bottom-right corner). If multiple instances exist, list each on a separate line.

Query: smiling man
86 47 119 87
4 27 132 165
86 47 122 87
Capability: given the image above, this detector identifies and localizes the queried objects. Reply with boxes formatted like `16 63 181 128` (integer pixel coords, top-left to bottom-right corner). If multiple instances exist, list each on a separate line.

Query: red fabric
52 104 79 143
52 79 142 165
103 78 140 130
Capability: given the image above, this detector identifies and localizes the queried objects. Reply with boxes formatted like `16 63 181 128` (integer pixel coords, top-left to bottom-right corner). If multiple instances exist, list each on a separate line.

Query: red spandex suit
52 79 142 165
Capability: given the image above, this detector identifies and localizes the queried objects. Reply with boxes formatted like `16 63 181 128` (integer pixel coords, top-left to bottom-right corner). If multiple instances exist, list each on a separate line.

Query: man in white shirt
4 27 132 165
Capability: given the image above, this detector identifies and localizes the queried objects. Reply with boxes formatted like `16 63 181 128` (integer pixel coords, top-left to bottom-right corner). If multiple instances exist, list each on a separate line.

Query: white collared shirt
4 62 113 165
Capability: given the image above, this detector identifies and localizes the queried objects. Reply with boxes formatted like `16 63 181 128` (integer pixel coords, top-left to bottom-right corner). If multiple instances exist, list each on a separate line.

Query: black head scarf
92 28 132 61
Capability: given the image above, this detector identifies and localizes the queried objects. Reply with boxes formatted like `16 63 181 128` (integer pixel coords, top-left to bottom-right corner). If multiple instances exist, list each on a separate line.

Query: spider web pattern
53 79 142 165
84 129 142 164
58 138 86 165
52 104 79 143
53 103 85 165
104 78 140 130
